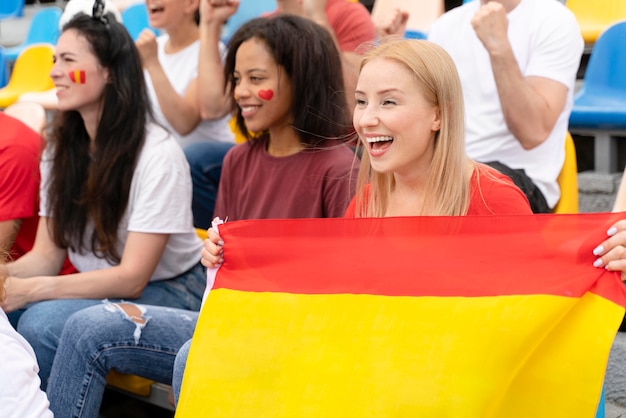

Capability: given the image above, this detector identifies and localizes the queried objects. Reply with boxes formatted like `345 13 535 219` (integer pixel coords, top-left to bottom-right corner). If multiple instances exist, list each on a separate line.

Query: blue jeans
9 262 206 391
172 338 192 405
184 141 235 230
46 304 199 418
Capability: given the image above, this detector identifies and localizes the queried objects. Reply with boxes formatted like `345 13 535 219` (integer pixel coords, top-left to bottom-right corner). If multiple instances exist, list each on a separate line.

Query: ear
432 106 441 132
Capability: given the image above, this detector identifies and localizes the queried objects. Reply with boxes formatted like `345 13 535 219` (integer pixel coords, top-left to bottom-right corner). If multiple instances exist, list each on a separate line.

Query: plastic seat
0 44 56 109
0 47 8 88
0 0 24 19
4 7 62 62
221 0 277 43
121 3 158 40
405 30 426 40
568 20 626 173
566 0 626 46
4 101 47 135
552 132 578 214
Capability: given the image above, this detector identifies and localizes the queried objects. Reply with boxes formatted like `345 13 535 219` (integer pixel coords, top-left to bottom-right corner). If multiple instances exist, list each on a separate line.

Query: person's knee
173 338 193 405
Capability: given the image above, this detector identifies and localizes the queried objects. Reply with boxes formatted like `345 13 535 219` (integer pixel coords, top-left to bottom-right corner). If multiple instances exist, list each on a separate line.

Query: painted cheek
69 70 87 84
258 89 274 101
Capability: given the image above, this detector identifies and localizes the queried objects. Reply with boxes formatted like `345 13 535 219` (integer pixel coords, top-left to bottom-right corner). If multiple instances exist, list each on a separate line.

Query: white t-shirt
0 309 53 418
429 0 583 207
40 124 202 280
145 35 234 149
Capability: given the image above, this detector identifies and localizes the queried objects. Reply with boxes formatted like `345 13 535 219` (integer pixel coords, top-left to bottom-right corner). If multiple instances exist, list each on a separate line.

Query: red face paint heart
258 89 274 101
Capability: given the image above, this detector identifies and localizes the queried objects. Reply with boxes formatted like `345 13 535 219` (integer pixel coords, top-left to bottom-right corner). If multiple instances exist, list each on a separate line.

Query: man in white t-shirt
428 0 583 212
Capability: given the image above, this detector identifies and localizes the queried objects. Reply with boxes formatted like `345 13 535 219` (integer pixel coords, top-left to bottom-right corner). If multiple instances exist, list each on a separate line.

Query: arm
471 2 567 150
7 217 67 278
2 231 169 312
197 0 237 120
0 219 20 253
136 30 202 135
373 8 409 40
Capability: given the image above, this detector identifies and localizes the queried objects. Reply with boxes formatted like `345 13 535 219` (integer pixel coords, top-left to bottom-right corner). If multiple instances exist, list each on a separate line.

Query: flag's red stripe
212 214 626 306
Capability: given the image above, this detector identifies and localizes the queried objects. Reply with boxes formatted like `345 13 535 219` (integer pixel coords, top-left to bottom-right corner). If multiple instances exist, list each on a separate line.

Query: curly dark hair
224 14 352 146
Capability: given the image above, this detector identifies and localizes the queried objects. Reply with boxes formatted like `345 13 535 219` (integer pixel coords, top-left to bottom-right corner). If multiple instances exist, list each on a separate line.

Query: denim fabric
9 262 205 390
46 304 198 418
184 141 235 230
172 338 192 405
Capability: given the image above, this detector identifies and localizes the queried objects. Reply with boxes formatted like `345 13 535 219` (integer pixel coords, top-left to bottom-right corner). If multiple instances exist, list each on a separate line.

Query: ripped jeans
9 261 205 395
46 303 199 418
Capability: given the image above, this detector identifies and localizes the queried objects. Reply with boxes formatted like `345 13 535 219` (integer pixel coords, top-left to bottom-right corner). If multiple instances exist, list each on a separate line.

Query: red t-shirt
0 113 42 261
266 0 376 53
0 113 77 274
214 135 358 221
344 164 533 217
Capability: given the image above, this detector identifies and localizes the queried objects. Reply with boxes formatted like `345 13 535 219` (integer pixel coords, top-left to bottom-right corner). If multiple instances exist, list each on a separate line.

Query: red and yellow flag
69 69 86 84
177 214 626 418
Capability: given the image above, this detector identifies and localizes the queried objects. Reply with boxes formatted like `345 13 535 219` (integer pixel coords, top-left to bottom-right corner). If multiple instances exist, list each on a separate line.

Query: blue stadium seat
0 0 24 19
568 20 626 173
4 7 62 62
121 3 159 41
221 0 277 43
0 47 8 89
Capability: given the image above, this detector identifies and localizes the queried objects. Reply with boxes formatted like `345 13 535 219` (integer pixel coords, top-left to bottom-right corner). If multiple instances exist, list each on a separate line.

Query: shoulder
469 164 533 215
136 124 188 168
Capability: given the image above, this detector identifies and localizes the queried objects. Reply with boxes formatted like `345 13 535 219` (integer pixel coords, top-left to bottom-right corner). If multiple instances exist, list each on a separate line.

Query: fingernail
218 240 224 246
608 227 618 236
593 245 604 256
593 258 603 267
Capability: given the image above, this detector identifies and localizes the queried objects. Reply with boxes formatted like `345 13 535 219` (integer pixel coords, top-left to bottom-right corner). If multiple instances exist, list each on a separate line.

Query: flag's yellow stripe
178 289 621 417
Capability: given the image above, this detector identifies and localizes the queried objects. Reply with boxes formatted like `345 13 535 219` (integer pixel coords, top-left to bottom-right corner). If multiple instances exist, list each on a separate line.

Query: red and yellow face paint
69 70 86 84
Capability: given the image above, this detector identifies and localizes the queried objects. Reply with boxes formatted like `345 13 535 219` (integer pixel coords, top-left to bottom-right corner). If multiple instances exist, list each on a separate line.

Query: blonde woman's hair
354 39 473 217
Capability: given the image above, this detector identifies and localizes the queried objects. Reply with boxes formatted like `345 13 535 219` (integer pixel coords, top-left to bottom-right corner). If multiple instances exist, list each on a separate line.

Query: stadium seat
0 0 24 19
566 0 626 47
568 21 626 173
552 132 578 214
121 2 158 41
0 47 8 88
3 7 62 62
0 44 55 109
221 0 277 43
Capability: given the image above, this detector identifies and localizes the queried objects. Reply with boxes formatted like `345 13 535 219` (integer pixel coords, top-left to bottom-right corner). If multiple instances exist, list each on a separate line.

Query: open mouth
148 5 165 15
367 136 394 152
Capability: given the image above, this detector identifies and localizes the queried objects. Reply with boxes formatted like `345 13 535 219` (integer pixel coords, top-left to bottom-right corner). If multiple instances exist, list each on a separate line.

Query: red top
344 164 532 217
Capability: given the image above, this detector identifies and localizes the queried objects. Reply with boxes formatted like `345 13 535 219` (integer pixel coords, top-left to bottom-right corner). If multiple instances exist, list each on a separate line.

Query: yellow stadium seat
566 0 626 46
0 44 55 109
552 132 578 214
106 370 154 397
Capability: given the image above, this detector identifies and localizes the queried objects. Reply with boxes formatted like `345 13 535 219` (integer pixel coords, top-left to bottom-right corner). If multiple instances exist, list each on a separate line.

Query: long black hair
47 12 152 263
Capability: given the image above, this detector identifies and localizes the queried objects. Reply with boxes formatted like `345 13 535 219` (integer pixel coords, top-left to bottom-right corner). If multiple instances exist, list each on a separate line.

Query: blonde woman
347 39 532 217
